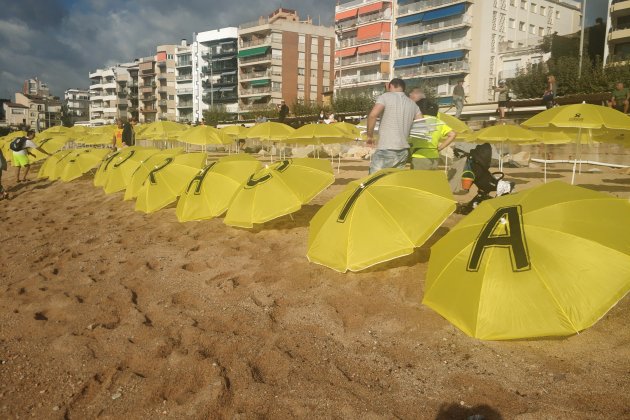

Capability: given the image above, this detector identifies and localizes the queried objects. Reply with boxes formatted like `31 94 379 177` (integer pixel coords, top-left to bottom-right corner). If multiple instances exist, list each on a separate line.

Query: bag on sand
9 137 27 152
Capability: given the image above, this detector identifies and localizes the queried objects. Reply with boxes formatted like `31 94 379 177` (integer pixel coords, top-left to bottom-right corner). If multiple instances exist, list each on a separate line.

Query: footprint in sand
181 262 208 273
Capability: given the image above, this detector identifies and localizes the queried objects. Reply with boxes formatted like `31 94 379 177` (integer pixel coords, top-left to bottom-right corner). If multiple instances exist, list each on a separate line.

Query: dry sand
1 153 629 419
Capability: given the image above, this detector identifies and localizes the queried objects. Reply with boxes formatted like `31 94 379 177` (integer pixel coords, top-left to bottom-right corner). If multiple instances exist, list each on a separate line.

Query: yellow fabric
176 154 262 222
56 148 110 182
307 169 456 272
224 158 334 228
177 126 231 145
522 103 630 130
423 181 630 340
114 128 124 148
103 148 161 194
138 121 188 141
124 148 184 200
411 117 453 159
286 124 354 145
244 122 295 141
38 150 75 179
471 124 539 144
134 152 206 213
438 113 471 134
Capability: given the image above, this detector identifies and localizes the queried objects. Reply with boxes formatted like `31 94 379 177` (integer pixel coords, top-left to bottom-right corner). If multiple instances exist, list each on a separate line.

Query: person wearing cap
493 80 509 119
452 80 466 118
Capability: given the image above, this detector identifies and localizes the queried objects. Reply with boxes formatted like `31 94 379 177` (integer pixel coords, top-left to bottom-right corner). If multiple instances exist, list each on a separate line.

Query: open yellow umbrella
308 169 456 272
57 148 110 182
522 104 630 183
103 148 162 194
138 121 187 141
286 124 353 145
245 122 295 141
35 135 71 154
37 150 75 180
224 158 334 228
470 124 539 171
423 181 630 340
39 125 70 137
176 154 262 222
331 122 361 139
134 152 206 213
177 125 231 146
219 125 250 140
124 148 184 200
438 113 472 135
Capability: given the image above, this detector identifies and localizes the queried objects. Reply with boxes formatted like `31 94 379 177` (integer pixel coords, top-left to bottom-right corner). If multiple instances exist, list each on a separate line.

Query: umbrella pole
543 143 547 184
571 128 581 185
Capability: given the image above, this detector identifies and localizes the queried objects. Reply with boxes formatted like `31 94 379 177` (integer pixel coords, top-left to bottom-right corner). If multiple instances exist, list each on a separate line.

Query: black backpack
9 136 28 152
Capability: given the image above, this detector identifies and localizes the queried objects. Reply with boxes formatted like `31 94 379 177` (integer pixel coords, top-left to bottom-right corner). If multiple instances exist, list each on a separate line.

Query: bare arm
438 130 457 152
366 103 385 145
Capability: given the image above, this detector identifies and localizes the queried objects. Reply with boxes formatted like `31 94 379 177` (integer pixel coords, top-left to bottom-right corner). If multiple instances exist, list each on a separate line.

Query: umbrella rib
530 263 580 334
363 189 416 247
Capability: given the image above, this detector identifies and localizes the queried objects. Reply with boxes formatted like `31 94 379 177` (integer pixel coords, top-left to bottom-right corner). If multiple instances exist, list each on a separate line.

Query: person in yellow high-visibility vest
409 102 456 170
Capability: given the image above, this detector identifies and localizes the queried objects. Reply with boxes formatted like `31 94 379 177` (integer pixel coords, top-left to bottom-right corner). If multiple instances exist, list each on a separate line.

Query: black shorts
498 101 509 108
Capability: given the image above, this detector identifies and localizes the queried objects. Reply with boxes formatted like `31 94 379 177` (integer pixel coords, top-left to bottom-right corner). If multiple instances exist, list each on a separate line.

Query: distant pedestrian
122 117 137 147
493 80 509 119
278 100 289 123
10 129 51 183
366 78 422 174
409 102 456 170
452 80 466 118
608 82 630 114
543 75 557 109
0 151 9 199
112 119 125 150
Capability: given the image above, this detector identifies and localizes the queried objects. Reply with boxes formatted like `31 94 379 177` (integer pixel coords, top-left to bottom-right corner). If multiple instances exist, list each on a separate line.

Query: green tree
331 93 375 114
202 105 236 126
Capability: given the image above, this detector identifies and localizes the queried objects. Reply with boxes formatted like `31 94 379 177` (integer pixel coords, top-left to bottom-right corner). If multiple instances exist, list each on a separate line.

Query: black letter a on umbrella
467 205 531 272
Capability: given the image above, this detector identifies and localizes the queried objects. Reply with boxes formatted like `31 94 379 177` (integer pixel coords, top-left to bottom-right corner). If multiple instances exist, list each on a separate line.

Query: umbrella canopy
39 125 70 137
35 135 72 154
470 124 539 143
220 125 250 140
103 148 162 194
423 181 630 340
177 125 231 145
134 152 207 213
124 148 184 200
37 150 75 180
308 169 456 272
224 158 334 228
138 121 188 141
245 122 295 141
56 148 110 182
331 122 362 139
286 123 354 145
438 113 472 134
176 154 262 222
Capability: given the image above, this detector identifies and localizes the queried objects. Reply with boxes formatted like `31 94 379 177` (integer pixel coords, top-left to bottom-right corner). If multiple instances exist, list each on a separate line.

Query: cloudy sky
0 0 608 99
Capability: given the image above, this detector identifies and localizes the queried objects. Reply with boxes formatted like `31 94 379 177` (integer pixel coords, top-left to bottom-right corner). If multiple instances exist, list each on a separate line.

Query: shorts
498 101 509 108
412 157 438 170
12 153 29 167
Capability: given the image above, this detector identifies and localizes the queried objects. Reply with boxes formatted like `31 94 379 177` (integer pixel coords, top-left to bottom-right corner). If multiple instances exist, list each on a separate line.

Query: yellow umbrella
471 124 539 171
177 125 231 145
438 113 472 134
134 152 206 214
423 181 630 340
35 135 71 154
176 154 262 222
245 122 294 141
93 146 153 188
307 169 456 272
124 148 184 200
57 148 110 182
39 125 70 137
138 121 187 141
103 148 162 194
331 122 361 139
37 150 75 180
286 123 353 145
224 158 334 228
220 125 250 140
522 104 630 183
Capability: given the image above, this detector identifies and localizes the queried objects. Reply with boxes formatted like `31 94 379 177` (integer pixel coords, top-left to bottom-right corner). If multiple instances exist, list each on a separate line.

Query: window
298 68 305 76
555 11 560 20
169 95 174 100
272 32 282 43
311 38 318 47
530 3 536 13
519 21 525 31
299 34 305 44
323 55 330 63
299 52 305 60
167 54 173 59
538 27 544 36
311 53 317 62
312 43 318 54
540 5 546 15
529 24 536 34
520 0 526 10
509 0 515 5
272 49 282 59
509 18 516 29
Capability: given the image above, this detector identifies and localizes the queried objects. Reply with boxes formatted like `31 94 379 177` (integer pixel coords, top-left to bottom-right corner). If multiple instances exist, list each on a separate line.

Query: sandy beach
1 151 629 419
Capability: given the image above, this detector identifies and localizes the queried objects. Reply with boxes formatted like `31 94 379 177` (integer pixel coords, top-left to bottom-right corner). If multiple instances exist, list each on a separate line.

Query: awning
220 86 235 92
396 12 424 26
424 3 466 21
208 87 220 92
216 56 235 61
222 70 237 75
250 79 270 87
393 56 422 68
358 1 383 15
422 49 465 64
357 42 390 54
335 8 358 21
357 22 389 40
238 46 269 58
336 47 357 58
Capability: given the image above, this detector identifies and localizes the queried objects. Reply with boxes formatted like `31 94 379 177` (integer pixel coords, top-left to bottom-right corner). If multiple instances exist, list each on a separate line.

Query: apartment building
115 62 140 122
334 0 393 97
175 40 194 123
14 92 62 131
89 67 118 124
155 45 178 122
22 77 51 98
605 0 630 62
237 8 336 114
191 28 239 123
64 88 90 125
138 58 157 123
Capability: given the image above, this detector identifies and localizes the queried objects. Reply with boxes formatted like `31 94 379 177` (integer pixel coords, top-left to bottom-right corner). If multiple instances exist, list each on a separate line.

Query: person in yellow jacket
409 102 456 170
111 119 125 150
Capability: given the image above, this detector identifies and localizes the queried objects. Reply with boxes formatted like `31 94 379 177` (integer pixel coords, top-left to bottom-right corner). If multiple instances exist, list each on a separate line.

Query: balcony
611 0 630 13
396 40 470 58
176 88 193 94
156 61 166 67
240 37 271 49
338 72 390 85
498 36 544 53
239 54 272 65
397 0 468 16
140 70 156 77
157 86 169 93
177 102 193 108
337 53 390 68
118 99 128 107
141 95 156 102
176 74 193 81
240 86 274 96
158 100 168 106
176 60 192 68
396 15 471 38
337 11 391 30
141 108 158 113
609 27 630 43
394 59 469 79
157 73 168 80
240 69 271 80
339 35 391 48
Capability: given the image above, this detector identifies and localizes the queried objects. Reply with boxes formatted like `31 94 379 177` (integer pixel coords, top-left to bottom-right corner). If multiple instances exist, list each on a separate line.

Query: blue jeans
369 149 409 174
